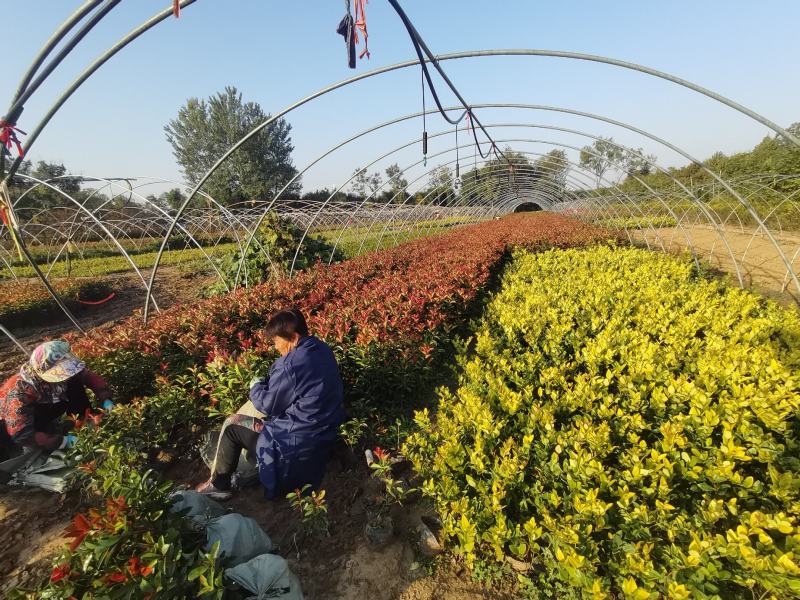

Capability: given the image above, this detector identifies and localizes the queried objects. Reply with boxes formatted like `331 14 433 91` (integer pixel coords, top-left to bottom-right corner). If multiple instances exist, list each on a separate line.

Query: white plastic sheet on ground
3 449 73 492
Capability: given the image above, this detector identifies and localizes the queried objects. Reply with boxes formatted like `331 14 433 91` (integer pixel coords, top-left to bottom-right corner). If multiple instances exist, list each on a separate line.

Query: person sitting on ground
0 340 112 455
196 308 347 501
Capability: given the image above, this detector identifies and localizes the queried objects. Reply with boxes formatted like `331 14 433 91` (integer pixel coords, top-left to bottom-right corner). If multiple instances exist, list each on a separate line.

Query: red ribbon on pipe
354 0 370 59
173 0 180 18
0 205 9 226
0 120 26 158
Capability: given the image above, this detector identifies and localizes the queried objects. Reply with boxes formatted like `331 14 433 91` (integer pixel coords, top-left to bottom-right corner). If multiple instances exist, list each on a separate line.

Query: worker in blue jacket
196 308 347 500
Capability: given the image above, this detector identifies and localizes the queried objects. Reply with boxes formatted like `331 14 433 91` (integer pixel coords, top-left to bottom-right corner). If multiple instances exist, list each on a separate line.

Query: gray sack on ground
170 490 227 525
225 553 304 600
205 513 273 567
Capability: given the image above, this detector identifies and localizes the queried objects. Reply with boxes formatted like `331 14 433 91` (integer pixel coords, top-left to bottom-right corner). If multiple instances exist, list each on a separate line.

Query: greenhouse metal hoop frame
0 0 796 352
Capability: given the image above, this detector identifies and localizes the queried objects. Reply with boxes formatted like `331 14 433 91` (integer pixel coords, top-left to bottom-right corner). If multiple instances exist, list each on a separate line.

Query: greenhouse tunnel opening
513 202 543 213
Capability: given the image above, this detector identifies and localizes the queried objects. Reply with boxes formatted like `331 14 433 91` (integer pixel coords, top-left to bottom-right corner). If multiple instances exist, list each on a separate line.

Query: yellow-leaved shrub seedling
405 245 800 600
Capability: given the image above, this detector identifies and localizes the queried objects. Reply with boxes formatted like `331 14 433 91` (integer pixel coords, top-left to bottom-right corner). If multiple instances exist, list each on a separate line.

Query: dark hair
265 308 309 341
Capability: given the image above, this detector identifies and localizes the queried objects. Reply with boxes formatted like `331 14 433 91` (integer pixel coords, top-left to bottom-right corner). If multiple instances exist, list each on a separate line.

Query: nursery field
631 225 800 304
0 217 462 352
3 212 799 600
0 218 461 281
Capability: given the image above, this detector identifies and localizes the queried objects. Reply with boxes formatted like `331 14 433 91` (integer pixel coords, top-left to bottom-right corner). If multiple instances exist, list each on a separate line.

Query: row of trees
39 84 800 211
578 137 657 187
619 122 800 194
341 148 571 206
578 122 800 194
5 159 191 212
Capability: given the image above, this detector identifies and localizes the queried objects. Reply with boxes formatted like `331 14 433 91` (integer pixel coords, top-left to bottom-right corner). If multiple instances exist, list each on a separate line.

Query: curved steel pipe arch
13 173 160 310
315 126 708 271
369 154 667 260
327 142 657 264
292 127 664 273
379 162 635 252
1 32 794 321
12 175 229 293
359 128 704 261
142 49 800 322
189 99 758 300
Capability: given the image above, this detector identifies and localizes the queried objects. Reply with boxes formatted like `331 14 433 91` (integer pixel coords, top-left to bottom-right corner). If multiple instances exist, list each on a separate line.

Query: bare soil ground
164 455 513 600
0 267 215 377
0 489 73 594
1 453 512 599
633 225 800 305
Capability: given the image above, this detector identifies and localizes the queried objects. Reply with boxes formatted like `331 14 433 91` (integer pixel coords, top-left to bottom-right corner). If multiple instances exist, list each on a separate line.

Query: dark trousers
33 378 90 433
212 424 259 490
1 380 89 458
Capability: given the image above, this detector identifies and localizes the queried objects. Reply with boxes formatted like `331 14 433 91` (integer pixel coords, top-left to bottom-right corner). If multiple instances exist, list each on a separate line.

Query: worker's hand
58 433 78 450
249 376 267 389
102 400 115 412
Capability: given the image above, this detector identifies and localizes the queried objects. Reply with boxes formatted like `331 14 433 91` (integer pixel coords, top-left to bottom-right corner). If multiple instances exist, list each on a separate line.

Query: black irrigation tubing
387 0 509 164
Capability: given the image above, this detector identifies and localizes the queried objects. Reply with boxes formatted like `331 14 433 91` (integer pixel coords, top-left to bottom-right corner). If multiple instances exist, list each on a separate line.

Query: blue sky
3 1 799 194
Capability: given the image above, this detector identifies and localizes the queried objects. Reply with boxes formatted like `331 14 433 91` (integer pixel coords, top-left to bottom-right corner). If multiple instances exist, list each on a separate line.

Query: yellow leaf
621 577 638 596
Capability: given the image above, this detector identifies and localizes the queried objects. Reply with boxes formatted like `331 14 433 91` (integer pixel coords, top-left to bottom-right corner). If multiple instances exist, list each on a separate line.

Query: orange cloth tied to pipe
354 0 370 59
173 0 180 18
0 120 26 158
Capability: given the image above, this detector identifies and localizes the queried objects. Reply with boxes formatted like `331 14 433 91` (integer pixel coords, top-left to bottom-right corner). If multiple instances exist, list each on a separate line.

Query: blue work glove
102 400 115 412
249 376 267 389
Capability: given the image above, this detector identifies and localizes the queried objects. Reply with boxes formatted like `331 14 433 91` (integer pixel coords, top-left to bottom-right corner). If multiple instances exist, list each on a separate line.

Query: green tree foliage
619 122 800 195
579 137 625 186
385 163 408 204
207 212 342 294
461 148 532 204
164 86 300 206
425 165 455 205
163 187 186 210
534 150 570 199
301 188 360 204
146 188 195 211
622 147 657 177
350 166 383 199
12 160 83 209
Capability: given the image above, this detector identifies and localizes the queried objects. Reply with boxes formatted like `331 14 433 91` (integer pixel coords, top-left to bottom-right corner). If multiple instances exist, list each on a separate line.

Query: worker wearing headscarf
0 340 111 452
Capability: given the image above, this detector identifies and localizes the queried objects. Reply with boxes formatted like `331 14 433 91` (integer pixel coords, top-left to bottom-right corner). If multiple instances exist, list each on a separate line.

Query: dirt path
632 225 800 305
0 489 73 595
0 267 215 377
0 453 511 598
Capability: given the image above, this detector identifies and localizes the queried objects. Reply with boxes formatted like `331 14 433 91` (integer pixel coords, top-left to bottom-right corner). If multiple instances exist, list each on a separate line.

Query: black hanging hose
421 66 427 160
386 0 511 164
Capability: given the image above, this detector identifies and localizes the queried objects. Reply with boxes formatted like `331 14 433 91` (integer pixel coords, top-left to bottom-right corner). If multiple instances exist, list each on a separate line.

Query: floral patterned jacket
0 369 109 446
